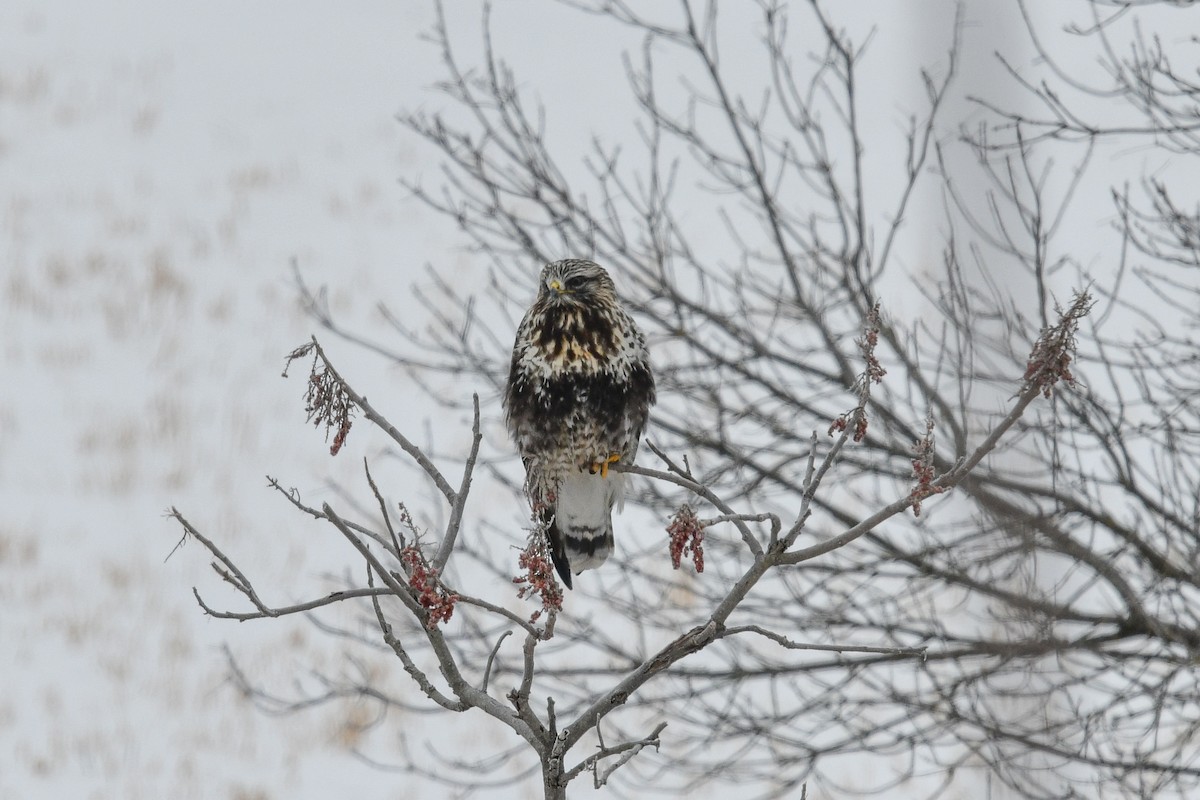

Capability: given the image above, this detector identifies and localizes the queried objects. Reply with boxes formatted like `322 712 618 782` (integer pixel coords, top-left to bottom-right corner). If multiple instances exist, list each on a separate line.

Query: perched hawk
504 259 655 588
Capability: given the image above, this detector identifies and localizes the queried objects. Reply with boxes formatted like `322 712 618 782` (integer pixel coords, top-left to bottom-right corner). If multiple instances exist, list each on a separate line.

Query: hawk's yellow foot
589 453 621 478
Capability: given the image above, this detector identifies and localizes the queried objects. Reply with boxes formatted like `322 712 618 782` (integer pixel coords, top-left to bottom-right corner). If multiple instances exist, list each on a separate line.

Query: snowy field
0 3 497 797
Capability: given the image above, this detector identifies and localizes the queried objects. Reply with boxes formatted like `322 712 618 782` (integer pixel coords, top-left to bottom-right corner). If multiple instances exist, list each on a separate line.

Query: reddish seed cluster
853 412 868 443
399 546 459 628
829 307 887 442
1023 335 1078 399
909 415 946 517
331 418 352 456
666 504 705 573
283 343 357 457
1023 291 1093 399
858 303 887 386
304 368 356 456
829 407 869 443
1024 343 1077 400
513 532 563 622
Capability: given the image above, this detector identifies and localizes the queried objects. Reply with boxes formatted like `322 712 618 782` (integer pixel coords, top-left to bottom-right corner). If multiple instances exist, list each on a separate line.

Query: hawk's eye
564 275 587 291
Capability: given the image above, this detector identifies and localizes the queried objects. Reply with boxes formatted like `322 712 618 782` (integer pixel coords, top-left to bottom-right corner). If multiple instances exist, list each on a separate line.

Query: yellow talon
590 453 621 478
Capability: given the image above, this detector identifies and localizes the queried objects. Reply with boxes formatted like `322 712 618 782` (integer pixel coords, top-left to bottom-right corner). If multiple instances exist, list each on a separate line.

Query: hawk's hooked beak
546 278 571 301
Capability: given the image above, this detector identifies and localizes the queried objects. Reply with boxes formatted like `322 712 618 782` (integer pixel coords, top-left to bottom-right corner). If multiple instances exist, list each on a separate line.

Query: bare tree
171 2 1200 798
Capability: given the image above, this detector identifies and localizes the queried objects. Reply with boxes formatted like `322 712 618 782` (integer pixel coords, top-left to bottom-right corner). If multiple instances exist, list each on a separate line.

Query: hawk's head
536 259 618 310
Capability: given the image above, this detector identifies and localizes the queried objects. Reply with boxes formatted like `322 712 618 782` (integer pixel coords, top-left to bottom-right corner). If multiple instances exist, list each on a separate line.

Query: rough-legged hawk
504 259 655 588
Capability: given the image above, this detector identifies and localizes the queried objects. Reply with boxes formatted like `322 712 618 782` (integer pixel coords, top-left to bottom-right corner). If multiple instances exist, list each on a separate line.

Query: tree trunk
542 759 566 800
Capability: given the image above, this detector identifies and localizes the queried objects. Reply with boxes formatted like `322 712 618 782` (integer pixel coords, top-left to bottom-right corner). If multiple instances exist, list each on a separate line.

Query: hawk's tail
545 516 614 590
544 470 621 590
541 509 574 590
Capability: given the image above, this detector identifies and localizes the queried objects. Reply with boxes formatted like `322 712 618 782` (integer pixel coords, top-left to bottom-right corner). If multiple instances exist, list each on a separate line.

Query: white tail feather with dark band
554 469 624 574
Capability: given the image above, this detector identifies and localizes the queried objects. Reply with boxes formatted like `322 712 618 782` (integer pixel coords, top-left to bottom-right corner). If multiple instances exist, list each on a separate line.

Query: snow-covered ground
0 3 496 797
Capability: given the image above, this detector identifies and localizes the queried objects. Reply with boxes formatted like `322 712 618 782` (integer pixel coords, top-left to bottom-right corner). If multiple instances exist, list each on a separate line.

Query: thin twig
434 392 482 572
482 630 513 693
724 625 927 658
